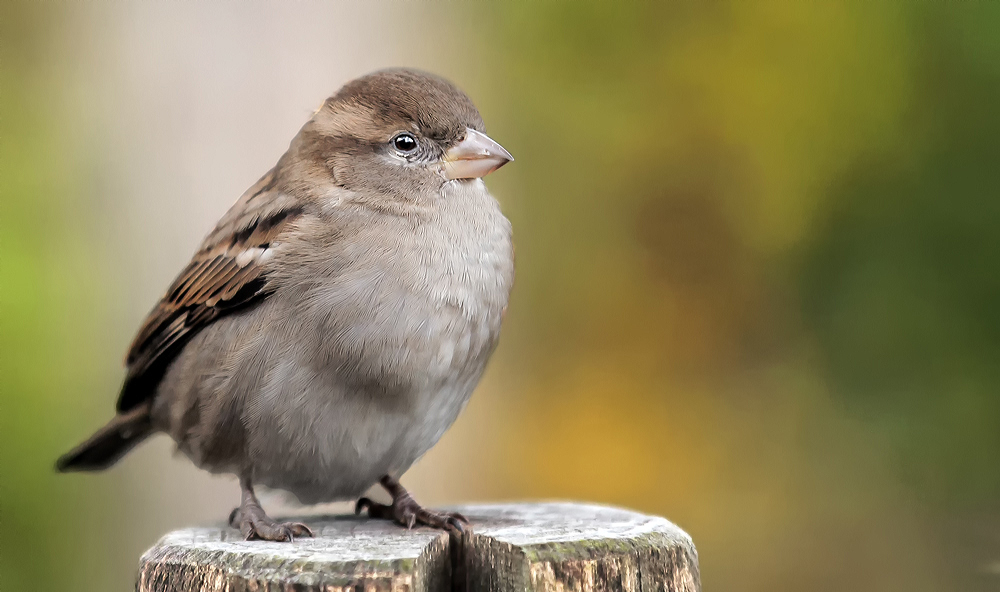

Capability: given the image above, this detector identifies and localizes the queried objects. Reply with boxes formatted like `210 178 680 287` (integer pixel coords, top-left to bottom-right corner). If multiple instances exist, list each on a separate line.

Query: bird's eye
392 133 418 154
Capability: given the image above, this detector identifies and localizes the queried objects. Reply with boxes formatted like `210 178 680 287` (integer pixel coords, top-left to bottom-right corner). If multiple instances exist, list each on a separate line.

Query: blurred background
3 2 1000 590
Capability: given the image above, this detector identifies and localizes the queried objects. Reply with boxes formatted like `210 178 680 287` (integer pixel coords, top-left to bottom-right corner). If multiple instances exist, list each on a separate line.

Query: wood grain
136 503 698 592
456 503 699 592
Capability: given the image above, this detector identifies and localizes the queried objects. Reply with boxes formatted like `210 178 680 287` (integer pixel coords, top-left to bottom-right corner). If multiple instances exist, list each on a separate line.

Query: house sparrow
56 68 514 541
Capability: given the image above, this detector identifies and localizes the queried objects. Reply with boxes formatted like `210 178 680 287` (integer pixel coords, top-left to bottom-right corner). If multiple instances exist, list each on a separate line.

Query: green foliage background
3 2 1000 590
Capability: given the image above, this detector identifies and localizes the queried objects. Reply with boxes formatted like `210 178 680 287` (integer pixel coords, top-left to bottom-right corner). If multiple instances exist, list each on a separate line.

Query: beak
441 129 513 180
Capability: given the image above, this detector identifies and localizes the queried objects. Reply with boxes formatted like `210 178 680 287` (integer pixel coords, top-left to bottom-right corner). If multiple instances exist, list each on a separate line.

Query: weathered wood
137 502 699 592
137 516 451 592
458 503 699 592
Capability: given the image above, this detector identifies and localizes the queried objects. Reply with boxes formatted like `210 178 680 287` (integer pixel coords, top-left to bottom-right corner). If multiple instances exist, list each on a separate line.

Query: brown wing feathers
116 172 303 412
56 171 305 471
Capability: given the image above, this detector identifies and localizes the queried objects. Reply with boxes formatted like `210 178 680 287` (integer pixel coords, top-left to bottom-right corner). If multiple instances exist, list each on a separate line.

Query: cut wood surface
137 502 699 592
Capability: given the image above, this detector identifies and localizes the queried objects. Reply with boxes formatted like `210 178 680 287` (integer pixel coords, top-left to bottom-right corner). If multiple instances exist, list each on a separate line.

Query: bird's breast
282 179 514 394
399 180 514 379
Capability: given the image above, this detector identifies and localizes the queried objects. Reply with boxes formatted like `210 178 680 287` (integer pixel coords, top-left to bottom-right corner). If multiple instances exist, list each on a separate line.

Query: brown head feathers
327 68 485 143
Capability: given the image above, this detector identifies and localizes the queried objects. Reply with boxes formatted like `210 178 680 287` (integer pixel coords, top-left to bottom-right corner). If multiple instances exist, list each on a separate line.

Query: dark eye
392 133 418 154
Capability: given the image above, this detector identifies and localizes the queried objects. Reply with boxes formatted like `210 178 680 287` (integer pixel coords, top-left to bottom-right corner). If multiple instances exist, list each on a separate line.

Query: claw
231 509 315 542
290 523 314 538
355 476 473 534
231 479 314 543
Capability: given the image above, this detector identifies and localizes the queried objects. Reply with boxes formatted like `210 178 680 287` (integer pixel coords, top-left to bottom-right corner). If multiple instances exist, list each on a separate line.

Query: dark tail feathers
55 402 153 472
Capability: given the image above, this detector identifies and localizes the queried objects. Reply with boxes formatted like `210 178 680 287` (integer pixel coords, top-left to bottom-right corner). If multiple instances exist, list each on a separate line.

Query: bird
55 68 515 542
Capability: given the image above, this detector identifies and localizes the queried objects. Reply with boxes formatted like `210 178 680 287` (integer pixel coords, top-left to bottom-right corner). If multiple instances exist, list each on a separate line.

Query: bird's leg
228 476 313 542
355 475 469 533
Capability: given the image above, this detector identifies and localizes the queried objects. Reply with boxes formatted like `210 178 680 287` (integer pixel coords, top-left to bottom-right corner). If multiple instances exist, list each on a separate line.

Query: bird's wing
116 170 304 412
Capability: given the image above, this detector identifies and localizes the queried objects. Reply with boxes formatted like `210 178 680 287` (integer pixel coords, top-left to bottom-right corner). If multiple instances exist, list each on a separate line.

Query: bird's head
290 68 512 202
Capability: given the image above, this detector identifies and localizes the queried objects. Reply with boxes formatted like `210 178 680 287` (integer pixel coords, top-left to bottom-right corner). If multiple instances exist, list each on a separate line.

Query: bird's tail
55 402 153 472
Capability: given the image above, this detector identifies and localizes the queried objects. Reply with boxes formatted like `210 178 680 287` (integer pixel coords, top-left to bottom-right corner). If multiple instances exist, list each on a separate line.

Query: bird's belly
245 303 500 505
254 380 481 504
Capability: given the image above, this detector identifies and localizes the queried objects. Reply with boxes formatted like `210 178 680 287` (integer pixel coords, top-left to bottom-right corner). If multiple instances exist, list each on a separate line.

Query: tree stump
137 502 699 592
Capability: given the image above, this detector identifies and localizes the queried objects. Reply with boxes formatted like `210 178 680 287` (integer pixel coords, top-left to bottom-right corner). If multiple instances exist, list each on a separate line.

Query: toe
239 521 256 541
446 515 466 534
241 518 293 542
228 507 243 529
355 498 373 515
256 522 291 541
412 509 471 534
286 522 314 538
357 498 394 520
413 509 444 529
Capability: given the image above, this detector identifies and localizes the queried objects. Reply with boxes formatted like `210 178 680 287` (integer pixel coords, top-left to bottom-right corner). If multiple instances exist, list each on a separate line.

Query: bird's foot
355 497 469 533
228 505 313 541
355 476 469 534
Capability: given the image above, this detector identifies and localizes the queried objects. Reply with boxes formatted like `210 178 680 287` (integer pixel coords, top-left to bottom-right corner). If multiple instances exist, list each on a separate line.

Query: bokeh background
3 2 1000 590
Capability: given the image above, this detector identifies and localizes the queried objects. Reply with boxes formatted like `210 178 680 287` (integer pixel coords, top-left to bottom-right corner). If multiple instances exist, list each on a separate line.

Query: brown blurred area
3 2 1000 591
